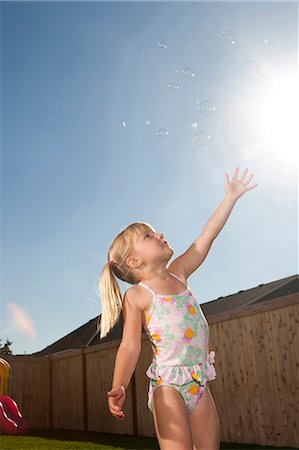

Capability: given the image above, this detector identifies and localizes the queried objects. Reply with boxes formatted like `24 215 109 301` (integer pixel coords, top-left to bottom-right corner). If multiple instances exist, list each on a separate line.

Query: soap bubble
182 67 195 79
191 122 199 128
122 121 127 128
230 113 250 130
145 120 150 126
157 128 169 139
197 100 216 116
221 29 236 45
241 60 260 79
193 130 210 146
168 82 180 91
158 41 167 49
163 112 168 119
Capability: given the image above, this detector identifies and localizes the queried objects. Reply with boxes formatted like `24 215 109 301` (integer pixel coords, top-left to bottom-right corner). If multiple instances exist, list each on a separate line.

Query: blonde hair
97 221 154 339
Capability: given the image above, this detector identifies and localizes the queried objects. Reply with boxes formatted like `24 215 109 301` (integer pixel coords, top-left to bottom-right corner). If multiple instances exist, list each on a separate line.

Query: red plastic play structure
0 357 29 435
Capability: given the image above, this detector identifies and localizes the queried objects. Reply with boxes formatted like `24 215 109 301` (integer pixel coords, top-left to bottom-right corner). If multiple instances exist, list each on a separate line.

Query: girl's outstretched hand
225 167 258 201
107 385 126 420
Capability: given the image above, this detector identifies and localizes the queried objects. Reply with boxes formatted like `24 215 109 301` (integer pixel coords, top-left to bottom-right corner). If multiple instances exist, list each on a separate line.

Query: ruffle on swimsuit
146 350 216 386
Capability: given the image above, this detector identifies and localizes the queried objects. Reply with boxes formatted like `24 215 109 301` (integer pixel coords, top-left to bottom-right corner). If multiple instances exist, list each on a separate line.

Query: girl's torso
136 271 210 368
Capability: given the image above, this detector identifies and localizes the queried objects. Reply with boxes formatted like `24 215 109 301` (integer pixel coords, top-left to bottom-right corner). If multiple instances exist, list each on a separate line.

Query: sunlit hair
97 221 155 339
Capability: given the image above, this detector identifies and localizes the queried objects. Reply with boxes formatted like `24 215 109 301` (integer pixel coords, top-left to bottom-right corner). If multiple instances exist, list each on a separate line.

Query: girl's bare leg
152 385 193 450
189 385 220 450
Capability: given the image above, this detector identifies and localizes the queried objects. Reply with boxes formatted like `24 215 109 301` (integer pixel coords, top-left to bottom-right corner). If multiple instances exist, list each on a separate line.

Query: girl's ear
125 256 133 269
126 256 139 270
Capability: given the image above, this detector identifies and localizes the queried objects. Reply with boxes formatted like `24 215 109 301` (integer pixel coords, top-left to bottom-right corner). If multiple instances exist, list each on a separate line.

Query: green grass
0 429 296 450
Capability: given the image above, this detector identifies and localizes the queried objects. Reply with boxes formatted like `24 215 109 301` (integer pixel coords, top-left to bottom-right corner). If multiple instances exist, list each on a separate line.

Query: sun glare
255 72 299 168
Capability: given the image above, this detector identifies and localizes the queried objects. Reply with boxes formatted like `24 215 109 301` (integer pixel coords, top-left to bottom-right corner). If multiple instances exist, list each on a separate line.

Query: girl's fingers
110 407 125 418
111 406 120 413
240 168 248 182
244 173 254 185
110 402 120 411
247 183 258 190
107 387 125 418
108 399 124 414
233 166 239 181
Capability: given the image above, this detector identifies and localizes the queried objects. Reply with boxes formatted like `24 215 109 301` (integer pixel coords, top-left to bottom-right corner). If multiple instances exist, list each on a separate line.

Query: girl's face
135 228 173 265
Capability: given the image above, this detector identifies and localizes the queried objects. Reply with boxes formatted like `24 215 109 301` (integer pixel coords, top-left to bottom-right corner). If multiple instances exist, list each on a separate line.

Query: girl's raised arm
168 167 258 279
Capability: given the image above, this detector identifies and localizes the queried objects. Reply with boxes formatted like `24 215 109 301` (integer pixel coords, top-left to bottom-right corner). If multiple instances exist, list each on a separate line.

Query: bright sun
255 71 299 168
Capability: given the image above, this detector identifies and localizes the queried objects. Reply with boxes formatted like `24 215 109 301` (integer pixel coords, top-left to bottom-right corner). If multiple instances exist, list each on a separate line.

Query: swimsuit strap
137 281 157 296
137 271 189 295
168 272 189 288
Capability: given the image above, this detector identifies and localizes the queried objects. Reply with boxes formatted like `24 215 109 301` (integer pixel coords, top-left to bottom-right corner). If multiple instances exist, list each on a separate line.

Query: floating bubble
163 112 168 119
145 120 150 126
197 100 216 116
221 29 236 45
157 128 169 139
191 122 199 128
230 113 250 131
122 121 127 128
263 38 268 45
158 41 167 49
182 67 195 79
167 82 180 91
193 130 210 146
241 60 260 79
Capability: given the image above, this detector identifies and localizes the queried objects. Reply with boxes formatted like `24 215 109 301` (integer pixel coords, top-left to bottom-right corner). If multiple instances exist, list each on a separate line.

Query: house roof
29 273 298 357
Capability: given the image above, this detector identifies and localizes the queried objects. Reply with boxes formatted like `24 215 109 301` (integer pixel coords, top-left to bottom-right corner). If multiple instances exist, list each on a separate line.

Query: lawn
0 429 296 450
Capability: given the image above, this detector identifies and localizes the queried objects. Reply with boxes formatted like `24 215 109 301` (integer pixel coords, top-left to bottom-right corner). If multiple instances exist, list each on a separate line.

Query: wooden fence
3 293 298 448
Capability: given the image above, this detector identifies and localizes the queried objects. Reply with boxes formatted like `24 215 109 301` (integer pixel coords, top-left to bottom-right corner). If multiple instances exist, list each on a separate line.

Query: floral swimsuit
138 272 216 414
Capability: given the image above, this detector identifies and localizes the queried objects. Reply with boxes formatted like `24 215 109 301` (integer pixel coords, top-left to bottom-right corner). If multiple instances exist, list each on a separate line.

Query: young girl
99 167 257 450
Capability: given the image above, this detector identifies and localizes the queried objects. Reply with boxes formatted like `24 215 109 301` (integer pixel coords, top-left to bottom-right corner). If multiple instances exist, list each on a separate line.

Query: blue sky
2 1 298 355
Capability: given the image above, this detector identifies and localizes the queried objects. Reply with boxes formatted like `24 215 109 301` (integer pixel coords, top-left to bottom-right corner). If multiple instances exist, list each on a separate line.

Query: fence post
82 348 88 431
49 355 53 429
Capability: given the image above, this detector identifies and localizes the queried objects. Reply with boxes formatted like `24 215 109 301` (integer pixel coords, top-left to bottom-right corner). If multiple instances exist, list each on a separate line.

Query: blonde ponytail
97 262 123 339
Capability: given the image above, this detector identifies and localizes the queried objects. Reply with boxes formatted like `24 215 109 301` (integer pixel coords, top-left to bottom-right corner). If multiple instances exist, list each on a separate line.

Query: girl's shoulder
123 284 151 313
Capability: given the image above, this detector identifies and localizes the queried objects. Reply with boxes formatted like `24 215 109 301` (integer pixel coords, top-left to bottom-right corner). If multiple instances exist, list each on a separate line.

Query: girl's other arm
110 287 143 390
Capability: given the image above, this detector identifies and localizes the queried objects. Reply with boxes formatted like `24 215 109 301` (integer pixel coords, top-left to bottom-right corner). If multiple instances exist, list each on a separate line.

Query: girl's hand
107 385 126 420
225 167 258 201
